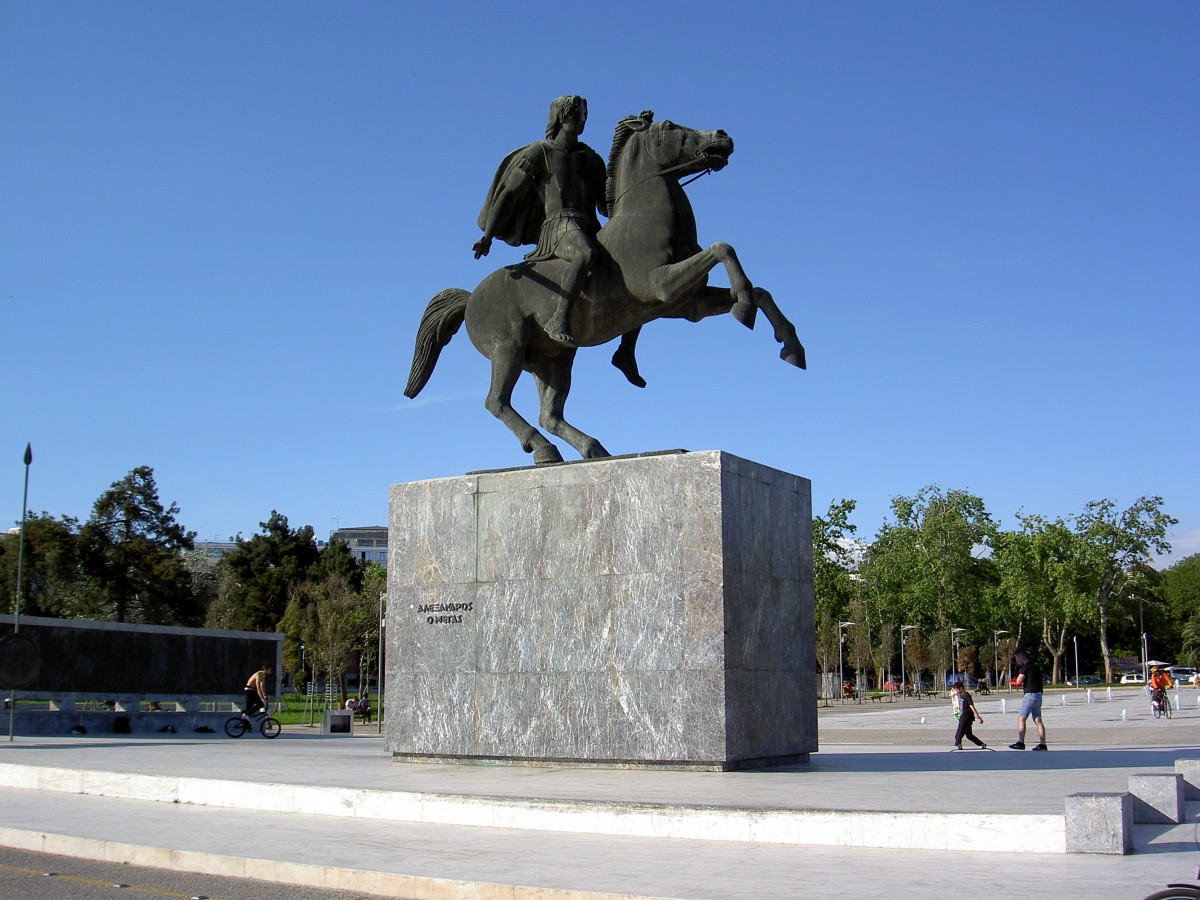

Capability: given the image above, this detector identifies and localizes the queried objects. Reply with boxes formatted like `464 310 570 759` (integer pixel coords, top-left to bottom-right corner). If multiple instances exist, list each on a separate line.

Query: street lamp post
994 630 1008 692
1073 635 1080 686
8 444 32 743
838 622 856 702
951 627 966 688
900 625 917 698
377 591 386 734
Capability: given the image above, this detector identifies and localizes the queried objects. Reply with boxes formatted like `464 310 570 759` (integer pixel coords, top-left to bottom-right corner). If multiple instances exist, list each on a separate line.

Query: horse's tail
404 288 469 399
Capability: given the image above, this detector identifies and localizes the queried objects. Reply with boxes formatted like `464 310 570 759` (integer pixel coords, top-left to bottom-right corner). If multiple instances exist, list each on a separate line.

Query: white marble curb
0 762 1064 854
0 825 657 900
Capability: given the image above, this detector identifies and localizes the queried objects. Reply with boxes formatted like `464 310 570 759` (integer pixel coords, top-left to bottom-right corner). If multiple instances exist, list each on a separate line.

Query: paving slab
0 687 1197 898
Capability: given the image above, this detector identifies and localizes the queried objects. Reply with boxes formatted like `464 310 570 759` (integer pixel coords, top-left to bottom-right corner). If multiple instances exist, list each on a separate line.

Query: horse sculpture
404 111 806 464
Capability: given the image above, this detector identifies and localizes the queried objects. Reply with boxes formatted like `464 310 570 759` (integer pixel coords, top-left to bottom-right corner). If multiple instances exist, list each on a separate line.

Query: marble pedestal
385 450 815 770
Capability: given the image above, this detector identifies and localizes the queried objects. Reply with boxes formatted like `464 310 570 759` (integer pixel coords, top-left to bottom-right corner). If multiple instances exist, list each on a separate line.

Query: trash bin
322 709 353 735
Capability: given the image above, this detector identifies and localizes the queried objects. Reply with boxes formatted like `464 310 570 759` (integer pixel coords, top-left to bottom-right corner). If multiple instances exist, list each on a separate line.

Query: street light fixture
993 630 1008 692
838 622 856 702
951 627 966 688
900 625 918 698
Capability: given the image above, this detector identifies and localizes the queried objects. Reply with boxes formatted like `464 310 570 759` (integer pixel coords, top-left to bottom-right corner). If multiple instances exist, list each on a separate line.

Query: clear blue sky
3 3 1197 565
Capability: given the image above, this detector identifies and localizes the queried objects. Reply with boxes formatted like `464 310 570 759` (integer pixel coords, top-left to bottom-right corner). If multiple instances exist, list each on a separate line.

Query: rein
613 156 713 208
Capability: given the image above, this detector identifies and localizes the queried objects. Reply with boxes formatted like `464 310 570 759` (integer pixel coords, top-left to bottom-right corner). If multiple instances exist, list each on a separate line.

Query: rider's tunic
477 140 608 261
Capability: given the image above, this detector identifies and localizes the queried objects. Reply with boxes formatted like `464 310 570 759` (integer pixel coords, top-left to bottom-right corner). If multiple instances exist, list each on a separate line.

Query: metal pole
950 628 966 687
377 591 385 734
838 622 855 702
900 625 916 698
8 443 32 742
993 630 1008 694
1074 635 1079 686
838 628 844 704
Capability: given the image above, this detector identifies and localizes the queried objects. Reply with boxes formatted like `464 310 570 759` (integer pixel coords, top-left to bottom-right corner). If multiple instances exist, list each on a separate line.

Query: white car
1120 673 1145 685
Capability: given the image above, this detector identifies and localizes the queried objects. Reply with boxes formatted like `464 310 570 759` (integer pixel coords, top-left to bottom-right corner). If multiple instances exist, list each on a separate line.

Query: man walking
1009 650 1047 751
951 680 987 750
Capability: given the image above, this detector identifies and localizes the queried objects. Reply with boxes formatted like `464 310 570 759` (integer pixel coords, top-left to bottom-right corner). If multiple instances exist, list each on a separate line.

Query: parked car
1169 667 1195 683
1067 675 1104 687
1120 673 1145 685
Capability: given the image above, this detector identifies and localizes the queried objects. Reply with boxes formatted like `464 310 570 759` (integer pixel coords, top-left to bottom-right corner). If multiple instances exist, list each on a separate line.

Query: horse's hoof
583 443 611 459
533 445 564 465
731 297 757 329
781 346 807 370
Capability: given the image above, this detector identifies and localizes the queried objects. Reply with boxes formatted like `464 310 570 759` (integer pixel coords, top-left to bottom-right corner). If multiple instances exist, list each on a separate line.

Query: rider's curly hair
546 95 587 140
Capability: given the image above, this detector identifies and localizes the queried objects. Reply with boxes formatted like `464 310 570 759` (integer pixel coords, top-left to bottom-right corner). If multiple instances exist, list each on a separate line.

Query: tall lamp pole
951 627 966 687
377 591 386 734
8 444 32 742
993 630 1008 692
838 622 856 702
1073 635 1080 686
900 625 917 698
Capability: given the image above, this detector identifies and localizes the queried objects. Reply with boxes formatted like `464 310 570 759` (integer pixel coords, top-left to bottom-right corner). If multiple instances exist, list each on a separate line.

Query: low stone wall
8 710 235 736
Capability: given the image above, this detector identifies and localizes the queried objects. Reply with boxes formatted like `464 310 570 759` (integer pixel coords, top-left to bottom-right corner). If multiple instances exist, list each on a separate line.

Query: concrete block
322 709 353 735
1065 792 1132 854
386 450 816 769
1129 772 1185 824
1175 759 1200 800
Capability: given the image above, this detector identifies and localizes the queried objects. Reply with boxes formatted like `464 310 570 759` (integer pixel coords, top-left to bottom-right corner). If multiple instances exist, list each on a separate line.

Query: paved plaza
0 686 1197 899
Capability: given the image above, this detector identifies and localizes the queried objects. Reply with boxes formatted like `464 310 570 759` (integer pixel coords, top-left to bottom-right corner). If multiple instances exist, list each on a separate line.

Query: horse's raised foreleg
649 242 758 329
532 358 610 460
484 348 564 465
752 287 806 369
676 285 807 371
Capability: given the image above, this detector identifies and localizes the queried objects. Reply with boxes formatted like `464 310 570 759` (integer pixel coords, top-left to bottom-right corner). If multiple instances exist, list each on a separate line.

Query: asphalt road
0 846 411 900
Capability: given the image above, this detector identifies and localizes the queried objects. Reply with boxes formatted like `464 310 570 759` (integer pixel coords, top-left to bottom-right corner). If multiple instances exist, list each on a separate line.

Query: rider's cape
476 141 607 249
477 144 544 247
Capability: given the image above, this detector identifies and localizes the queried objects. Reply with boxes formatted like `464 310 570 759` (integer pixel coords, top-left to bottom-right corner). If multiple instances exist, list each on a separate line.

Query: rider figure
243 663 272 717
1149 666 1173 710
474 96 645 385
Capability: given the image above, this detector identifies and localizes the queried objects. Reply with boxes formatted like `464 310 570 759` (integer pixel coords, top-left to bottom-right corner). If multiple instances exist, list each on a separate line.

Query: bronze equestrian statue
404 104 806 465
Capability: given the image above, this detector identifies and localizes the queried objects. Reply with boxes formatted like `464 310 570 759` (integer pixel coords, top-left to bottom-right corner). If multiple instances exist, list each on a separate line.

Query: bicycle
224 706 282 739
1152 689 1174 720
1143 868 1200 899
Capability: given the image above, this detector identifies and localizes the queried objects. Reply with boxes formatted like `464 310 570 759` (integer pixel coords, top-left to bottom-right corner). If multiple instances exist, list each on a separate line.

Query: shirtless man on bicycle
244 664 272 716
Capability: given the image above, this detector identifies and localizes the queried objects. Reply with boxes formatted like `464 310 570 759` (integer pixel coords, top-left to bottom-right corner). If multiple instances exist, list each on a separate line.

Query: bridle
612 146 720 208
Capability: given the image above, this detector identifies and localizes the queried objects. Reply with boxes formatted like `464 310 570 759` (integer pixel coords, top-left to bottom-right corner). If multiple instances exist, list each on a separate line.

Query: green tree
214 511 321 632
0 512 83 617
1163 553 1200 649
312 538 366 592
813 499 858 691
352 563 387 693
859 485 996 642
993 514 1094 683
76 467 201 625
1073 497 1177 682
292 574 360 698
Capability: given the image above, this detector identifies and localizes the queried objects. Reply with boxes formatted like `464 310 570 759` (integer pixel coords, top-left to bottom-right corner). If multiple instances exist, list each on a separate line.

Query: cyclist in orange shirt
1149 666 1173 713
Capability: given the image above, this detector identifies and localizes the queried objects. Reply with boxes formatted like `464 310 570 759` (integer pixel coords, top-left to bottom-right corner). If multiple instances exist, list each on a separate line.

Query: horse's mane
605 110 653 216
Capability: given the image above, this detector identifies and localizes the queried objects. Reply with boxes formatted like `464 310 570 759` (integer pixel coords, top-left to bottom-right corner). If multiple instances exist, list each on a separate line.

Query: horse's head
605 112 734 212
